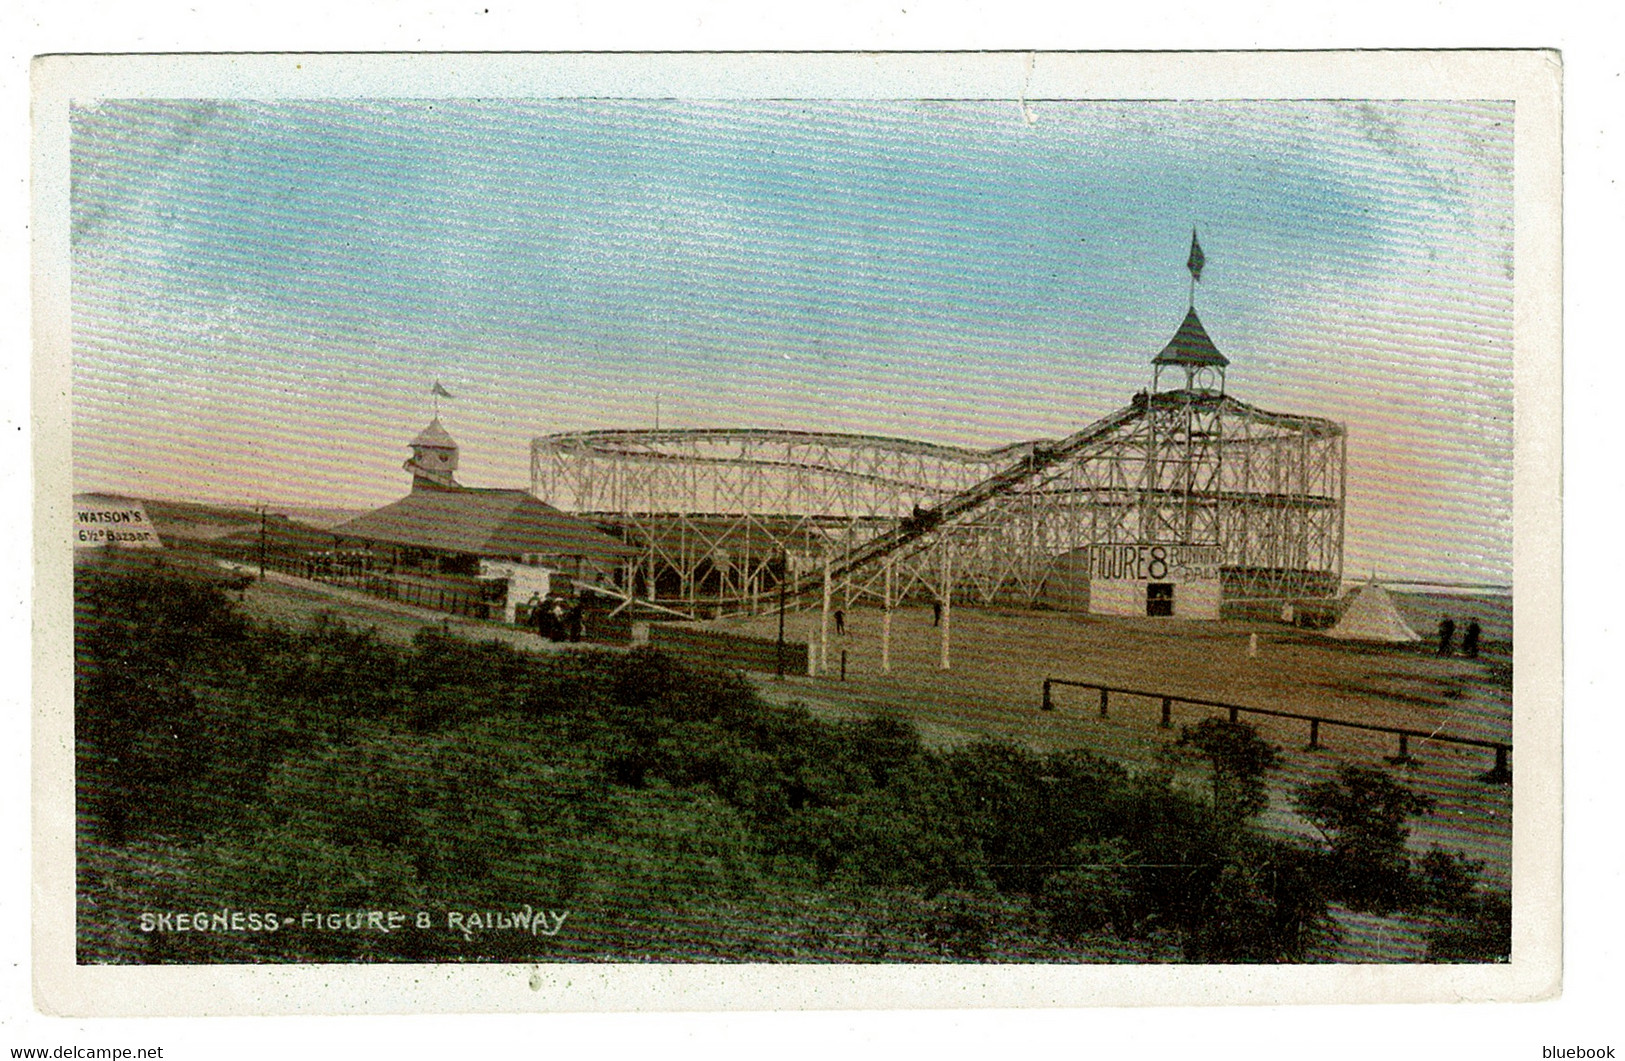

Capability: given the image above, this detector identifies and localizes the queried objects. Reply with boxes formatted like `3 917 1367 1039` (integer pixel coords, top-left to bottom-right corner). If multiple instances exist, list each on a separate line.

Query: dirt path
221 563 601 656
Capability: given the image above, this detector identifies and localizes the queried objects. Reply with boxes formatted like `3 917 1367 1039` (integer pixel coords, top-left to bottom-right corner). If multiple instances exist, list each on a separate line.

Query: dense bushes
1415 847 1514 962
1292 764 1437 914
74 565 1507 964
76 565 250 841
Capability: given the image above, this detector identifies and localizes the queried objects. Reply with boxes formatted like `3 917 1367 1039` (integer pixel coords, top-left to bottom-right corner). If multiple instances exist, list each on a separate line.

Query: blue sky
70 98 1514 583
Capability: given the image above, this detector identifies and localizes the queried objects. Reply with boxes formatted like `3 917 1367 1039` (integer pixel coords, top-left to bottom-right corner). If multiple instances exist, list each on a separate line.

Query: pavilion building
332 419 635 622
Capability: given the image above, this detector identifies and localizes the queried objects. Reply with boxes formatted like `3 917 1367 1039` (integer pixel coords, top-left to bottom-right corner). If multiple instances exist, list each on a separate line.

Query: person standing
1463 618 1481 659
834 608 845 636
1437 615 1456 657
528 596 552 639
932 600 942 627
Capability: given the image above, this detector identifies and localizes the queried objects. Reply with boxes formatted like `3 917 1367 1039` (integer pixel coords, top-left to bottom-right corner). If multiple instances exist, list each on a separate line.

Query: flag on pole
431 381 454 399
1187 228 1206 282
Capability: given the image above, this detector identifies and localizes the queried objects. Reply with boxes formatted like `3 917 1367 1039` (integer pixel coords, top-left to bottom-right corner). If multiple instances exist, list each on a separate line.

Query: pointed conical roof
411 417 457 449
1323 581 1422 643
1154 308 1229 368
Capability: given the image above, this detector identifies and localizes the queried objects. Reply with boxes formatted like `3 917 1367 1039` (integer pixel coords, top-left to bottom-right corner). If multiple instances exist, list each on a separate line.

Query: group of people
1437 614 1483 659
527 593 585 643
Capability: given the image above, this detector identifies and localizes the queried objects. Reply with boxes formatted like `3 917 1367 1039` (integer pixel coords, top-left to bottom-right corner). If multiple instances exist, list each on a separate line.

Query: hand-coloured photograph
33 52 1561 1011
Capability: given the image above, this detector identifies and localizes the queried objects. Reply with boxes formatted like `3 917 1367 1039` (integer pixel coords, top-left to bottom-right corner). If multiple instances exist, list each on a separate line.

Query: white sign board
72 494 162 549
1086 543 1222 619
1085 543 1221 584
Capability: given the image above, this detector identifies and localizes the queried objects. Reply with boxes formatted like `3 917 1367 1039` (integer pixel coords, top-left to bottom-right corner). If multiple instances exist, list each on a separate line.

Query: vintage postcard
31 51 1561 1013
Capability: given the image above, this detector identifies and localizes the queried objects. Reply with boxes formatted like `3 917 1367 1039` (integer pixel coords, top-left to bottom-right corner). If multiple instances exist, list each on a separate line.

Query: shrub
1178 717 1279 821
75 565 248 841
922 888 1002 961
1292 764 1435 913
71 570 1360 964
1414 847 1510 963
1039 838 1138 938
1181 836 1334 963
1416 846 1484 914
1426 892 1511 963
940 742 1051 892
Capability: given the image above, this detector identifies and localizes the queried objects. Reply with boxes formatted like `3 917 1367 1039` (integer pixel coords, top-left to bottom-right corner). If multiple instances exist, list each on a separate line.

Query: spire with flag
1186 227 1205 308
431 380 454 416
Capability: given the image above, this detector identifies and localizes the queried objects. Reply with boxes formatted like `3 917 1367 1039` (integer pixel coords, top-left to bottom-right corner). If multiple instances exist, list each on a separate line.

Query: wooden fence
1041 677 1511 783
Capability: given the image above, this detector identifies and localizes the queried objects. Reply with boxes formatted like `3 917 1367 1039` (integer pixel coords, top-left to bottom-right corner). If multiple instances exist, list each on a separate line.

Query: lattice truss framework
531 393 1344 612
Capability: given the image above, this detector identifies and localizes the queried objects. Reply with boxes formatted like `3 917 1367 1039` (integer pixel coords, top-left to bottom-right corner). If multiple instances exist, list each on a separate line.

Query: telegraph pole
882 555 893 674
820 551 832 676
775 548 787 679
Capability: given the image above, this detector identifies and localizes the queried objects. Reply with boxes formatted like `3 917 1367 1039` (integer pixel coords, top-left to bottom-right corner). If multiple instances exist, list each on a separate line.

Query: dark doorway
1147 582 1174 617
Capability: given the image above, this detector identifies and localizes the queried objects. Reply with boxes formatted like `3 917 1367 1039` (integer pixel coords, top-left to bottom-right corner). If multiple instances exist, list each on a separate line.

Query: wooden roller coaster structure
531 385 1346 621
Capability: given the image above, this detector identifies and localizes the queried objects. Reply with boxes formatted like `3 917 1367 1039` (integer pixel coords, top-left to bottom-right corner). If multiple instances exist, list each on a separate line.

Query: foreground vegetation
75 563 1510 963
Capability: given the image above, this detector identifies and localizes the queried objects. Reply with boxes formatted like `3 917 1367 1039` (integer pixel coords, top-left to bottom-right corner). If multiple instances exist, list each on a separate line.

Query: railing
223 549 497 621
350 574 494 620
1041 677 1511 783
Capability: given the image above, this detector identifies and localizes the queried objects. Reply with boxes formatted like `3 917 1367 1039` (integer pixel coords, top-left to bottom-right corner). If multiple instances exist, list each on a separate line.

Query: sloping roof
332 487 635 563
1154 308 1230 368
411 417 458 449
1323 581 1422 643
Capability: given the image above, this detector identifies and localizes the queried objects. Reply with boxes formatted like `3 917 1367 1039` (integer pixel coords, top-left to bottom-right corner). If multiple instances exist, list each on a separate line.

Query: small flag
431 381 454 399
1187 228 1206 282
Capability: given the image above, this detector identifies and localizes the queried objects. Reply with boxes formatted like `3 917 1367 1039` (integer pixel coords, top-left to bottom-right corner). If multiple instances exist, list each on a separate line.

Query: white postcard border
31 49 1563 1014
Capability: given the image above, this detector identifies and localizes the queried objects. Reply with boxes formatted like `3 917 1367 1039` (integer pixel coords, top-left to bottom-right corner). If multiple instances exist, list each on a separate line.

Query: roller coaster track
779 400 1148 599
538 426 1035 464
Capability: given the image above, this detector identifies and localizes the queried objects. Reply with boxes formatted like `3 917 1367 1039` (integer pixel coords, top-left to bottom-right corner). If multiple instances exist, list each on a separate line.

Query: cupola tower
1152 228 1228 395
405 417 461 490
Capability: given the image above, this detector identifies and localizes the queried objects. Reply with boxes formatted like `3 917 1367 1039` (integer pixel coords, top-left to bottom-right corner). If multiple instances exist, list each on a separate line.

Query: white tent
1323 580 1422 643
